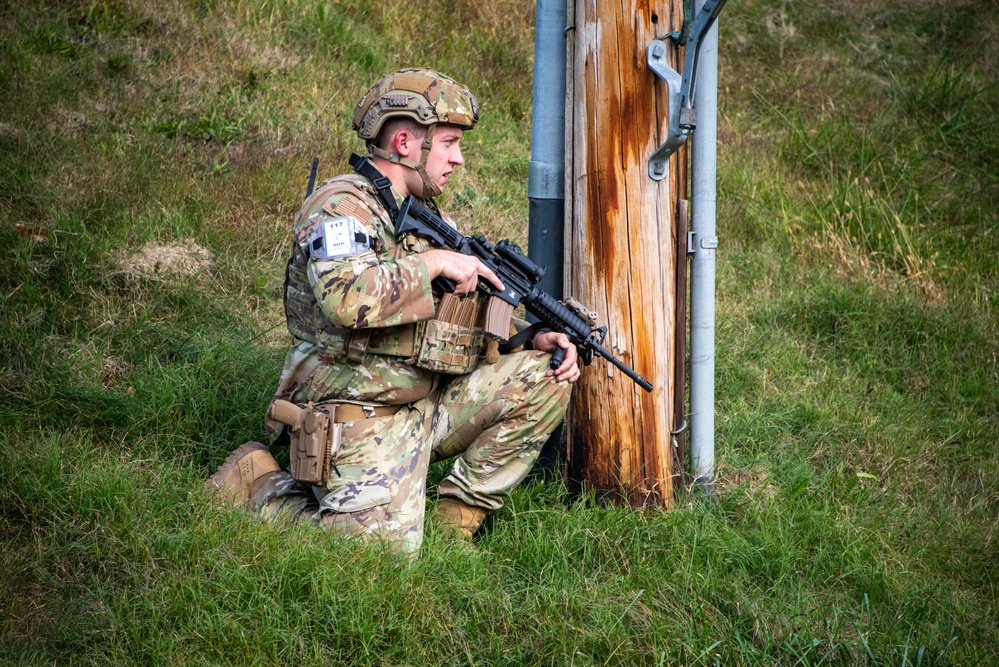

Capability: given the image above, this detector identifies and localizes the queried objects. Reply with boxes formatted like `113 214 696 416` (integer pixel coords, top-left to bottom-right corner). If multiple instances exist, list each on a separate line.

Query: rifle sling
498 323 550 354
349 153 400 222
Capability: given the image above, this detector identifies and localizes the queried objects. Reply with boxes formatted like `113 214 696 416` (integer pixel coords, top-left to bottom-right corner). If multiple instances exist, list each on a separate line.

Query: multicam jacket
267 169 494 440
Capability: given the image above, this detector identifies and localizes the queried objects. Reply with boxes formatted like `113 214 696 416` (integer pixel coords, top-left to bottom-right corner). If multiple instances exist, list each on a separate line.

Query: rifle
395 196 654 392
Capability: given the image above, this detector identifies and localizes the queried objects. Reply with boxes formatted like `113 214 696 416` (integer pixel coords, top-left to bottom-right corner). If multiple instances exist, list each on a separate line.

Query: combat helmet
352 68 479 197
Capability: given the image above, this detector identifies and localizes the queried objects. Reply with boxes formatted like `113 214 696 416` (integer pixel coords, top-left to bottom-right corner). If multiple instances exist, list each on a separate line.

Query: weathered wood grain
565 0 686 507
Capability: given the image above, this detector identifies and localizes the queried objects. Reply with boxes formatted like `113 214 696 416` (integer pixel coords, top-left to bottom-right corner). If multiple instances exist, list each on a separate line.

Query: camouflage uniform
254 168 571 554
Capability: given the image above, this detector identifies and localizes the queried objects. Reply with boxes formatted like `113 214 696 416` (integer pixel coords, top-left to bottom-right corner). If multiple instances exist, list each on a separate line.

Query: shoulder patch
309 216 373 261
292 173 392 250
333 196 362 219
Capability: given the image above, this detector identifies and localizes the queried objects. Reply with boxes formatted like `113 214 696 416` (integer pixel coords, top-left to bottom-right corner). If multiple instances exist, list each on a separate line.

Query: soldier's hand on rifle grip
549 345 566 370
533 331 580 384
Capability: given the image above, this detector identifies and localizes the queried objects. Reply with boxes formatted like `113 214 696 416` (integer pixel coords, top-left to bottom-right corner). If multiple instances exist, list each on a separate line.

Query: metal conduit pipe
689 0 718 497
527 0 568 479
528 0 567 290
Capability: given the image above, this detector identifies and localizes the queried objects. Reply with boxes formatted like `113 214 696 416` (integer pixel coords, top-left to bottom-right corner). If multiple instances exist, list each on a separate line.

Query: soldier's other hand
422 249 504 295
533 332 580 384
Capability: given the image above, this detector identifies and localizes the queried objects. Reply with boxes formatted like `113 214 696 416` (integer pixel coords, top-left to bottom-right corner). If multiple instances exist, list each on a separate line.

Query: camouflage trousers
250 350 571 554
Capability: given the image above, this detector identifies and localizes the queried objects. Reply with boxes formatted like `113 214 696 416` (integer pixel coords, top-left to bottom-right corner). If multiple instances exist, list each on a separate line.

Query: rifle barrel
590 339 654 392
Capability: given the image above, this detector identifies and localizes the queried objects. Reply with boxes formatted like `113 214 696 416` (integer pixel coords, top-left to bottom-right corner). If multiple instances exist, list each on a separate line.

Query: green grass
2 0 997 664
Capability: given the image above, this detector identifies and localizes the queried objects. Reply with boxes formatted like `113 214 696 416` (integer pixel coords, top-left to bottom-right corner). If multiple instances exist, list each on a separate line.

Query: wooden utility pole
564 0 687 507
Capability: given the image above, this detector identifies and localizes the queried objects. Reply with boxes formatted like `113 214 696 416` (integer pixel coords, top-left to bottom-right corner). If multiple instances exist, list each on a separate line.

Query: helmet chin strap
368 124 441 198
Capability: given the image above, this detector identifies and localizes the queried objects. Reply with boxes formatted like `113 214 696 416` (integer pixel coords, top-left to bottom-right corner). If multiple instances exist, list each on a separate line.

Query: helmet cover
352 68 479 197
352 68 479 141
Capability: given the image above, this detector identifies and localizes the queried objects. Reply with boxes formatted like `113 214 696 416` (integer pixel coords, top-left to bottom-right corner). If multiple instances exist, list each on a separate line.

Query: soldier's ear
393 129 415 159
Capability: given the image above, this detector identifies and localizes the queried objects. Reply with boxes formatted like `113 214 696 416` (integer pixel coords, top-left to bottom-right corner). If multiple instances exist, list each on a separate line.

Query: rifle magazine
483 297 514 340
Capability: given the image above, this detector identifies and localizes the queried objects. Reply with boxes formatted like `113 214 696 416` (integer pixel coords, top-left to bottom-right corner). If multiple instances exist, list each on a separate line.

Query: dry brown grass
118 239 213 279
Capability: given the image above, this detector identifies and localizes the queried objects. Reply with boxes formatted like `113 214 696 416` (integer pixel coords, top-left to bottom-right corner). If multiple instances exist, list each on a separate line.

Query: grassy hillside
2 0 996 665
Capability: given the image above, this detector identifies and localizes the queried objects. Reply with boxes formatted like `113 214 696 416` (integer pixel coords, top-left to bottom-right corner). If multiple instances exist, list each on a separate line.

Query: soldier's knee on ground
319 506 423 554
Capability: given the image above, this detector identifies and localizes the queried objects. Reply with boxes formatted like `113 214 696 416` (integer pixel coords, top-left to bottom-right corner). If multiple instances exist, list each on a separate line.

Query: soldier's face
425 124 464 190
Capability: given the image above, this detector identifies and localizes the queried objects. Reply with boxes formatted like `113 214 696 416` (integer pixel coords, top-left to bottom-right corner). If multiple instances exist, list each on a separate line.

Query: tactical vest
282 174 485 374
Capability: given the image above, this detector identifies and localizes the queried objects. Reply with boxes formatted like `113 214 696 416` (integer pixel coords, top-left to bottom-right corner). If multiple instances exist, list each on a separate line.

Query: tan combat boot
207 441 281 508
435 497 489 538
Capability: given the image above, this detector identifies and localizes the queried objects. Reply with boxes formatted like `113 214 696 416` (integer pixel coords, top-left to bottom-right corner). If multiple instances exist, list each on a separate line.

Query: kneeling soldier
209 69 579 555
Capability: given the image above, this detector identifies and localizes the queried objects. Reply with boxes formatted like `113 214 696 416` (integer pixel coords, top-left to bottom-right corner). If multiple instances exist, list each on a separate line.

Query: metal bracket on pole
687 231 719 254
647 0 727 180
647 43 683 180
